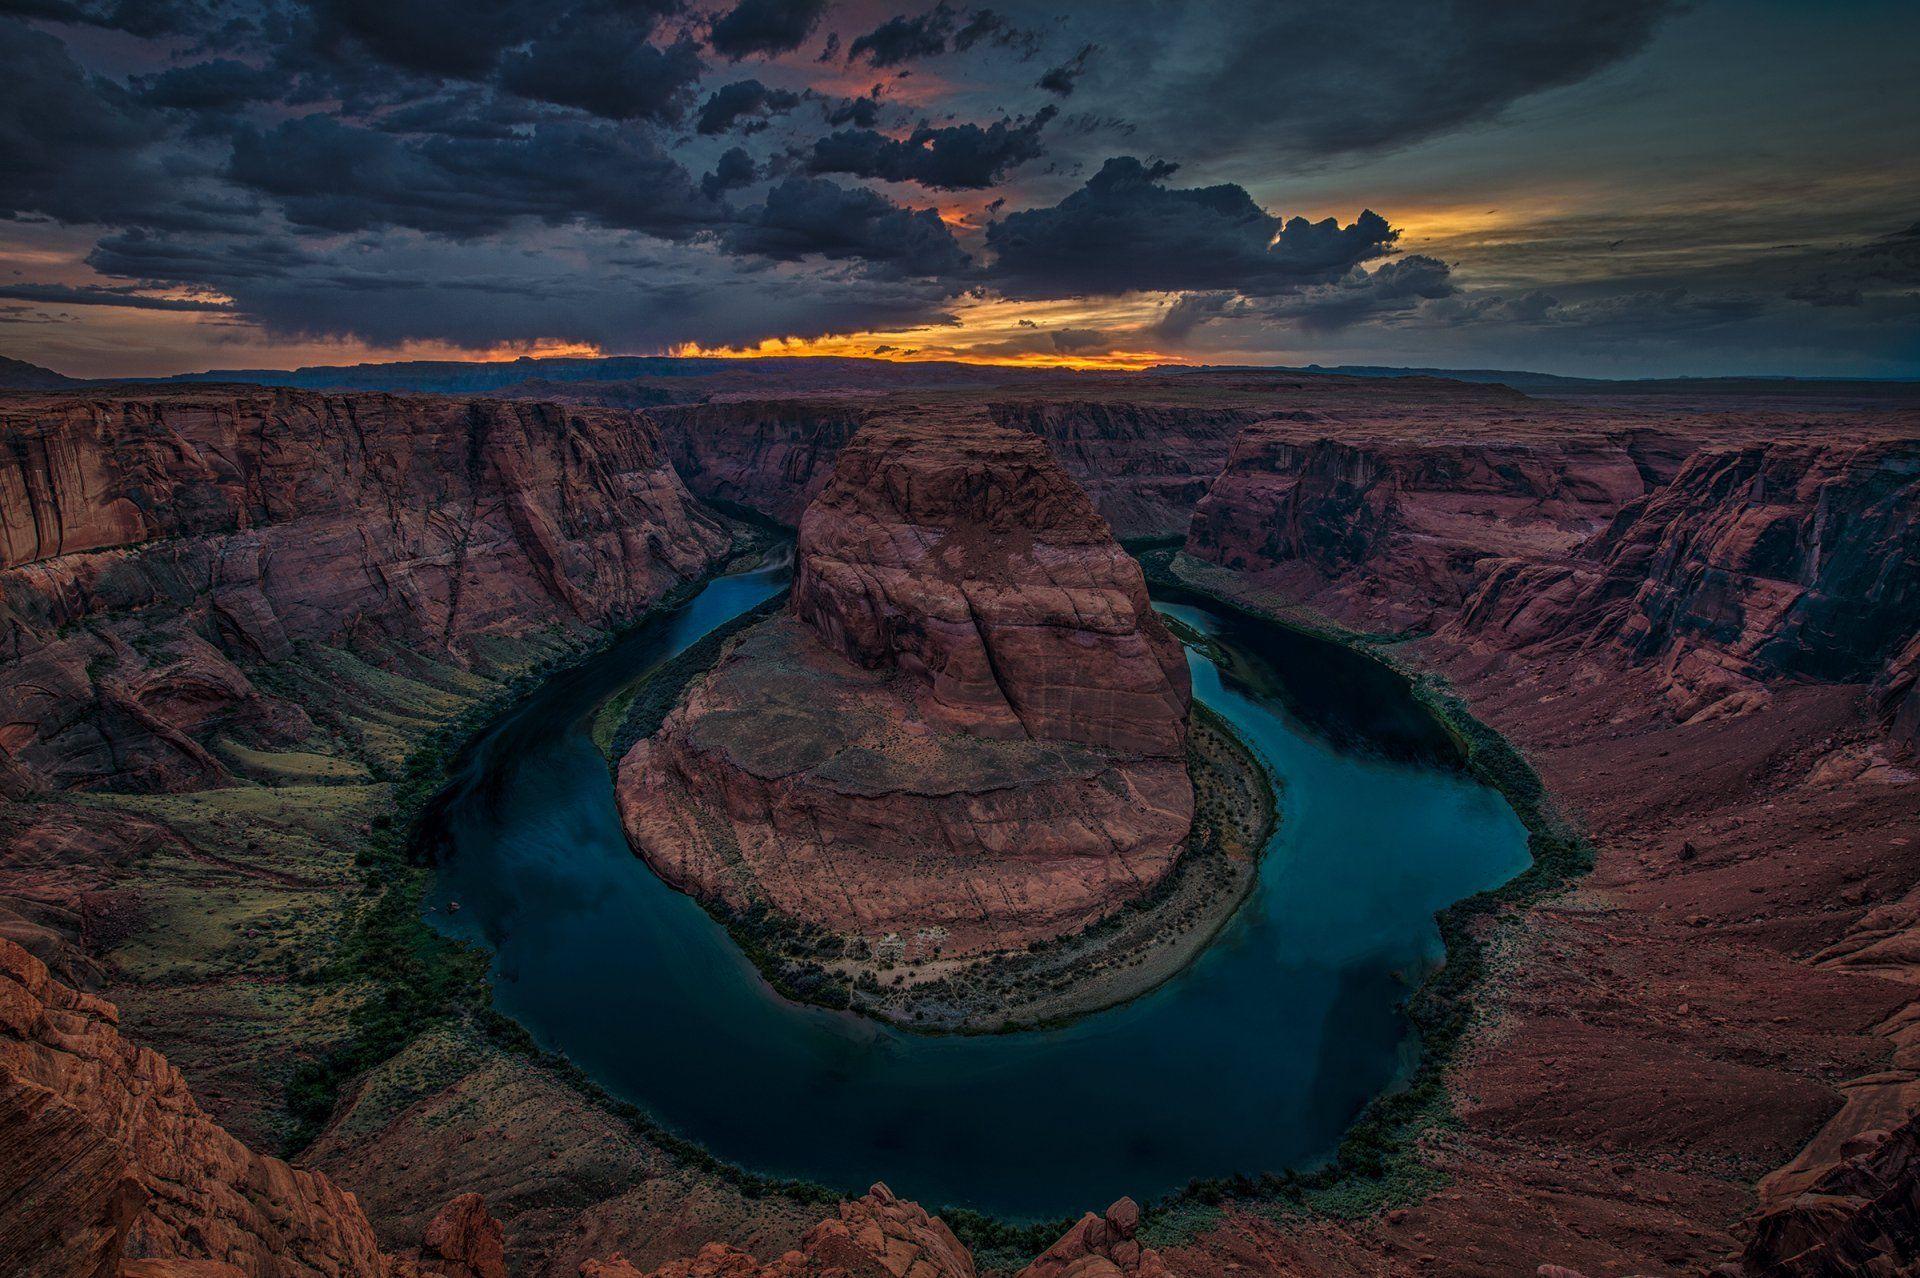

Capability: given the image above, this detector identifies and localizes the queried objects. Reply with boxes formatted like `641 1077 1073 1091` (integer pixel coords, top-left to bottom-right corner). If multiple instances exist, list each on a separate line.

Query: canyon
1 369 1917 1277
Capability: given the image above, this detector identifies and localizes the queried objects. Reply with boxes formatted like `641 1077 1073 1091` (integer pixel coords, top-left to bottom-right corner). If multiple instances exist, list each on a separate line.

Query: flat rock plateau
2 368 1918 1278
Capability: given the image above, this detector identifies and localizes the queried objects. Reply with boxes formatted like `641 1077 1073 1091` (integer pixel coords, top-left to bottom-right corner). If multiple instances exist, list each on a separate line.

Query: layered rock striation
649 400 879 527
1184 416 1680 632
648 394 1263 540
0 388 729 793
618 414 1192 956
1453 440 1920 722
985 400 1264 541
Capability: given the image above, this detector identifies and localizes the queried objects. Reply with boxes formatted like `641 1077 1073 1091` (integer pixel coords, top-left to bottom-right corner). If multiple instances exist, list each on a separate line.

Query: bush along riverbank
1133 550 1596 1242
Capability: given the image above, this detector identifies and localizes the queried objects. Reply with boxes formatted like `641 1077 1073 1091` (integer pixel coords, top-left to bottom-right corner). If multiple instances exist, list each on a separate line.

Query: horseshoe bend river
423 557 1531 1219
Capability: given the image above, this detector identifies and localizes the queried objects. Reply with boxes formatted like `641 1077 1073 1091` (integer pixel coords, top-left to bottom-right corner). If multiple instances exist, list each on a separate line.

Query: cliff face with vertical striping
0 388 729 793
1452 440 1920 722
1182 416 1679 632
985 400 1265 540
618 414 1193 957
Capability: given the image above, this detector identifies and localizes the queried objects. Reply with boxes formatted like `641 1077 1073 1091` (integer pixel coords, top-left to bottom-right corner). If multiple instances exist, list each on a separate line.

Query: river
425 556 1530 1219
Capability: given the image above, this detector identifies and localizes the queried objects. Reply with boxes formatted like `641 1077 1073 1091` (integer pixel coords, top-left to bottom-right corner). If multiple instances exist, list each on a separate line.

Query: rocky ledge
617 413 1193 964
0 387 729 795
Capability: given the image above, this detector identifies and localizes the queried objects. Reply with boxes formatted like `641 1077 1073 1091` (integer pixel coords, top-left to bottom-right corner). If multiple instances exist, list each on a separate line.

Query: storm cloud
723 176 972 278
987 157 1397 298
809 108 1056 190
708 0 830 60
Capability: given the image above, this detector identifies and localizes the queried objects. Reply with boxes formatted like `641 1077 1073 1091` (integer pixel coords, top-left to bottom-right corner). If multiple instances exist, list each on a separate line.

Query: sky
1 0 1915 379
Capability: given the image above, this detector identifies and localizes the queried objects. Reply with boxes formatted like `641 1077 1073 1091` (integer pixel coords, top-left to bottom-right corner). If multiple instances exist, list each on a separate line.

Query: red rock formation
1729 1115 1920 1276
1016 1198 1169 1278
417 1192 508 1278
580 1184 976 1278
0 387 729 793
620 414 1193 956
0 932 518 1278
792 415 1190 754
1881 634 1920 755
649 400 878 526
986 401 1264 541
650 395 1259 540
1455 440 1920 722
0 933 392 1276
1184 416 1674 632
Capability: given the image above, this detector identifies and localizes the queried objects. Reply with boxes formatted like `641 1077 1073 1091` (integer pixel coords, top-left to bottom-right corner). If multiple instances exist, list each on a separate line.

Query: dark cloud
696 79 802 135
952 9 1034 55
826 93 882 128
0 17 254 231
986 157 1396 298
808 107 1054 190
708 0 829 60
499 23 704 123
1036 44 1093 96
1138 0 1678 161
0 0 222 37
1250 254 1458 332
302 0 547 78
700 145 757 199
227 116 721 238
722 176 971 277
847 3 956 66
0 282 230 311
137 59 281 111
86 225 965 354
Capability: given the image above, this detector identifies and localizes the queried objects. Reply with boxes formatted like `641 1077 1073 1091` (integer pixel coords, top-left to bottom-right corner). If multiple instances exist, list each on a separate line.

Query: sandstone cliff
648 395 1261 540
0 388 729 793
985 400 1264 541
618 414 1193 957
649 400 879 526
1183 416 1679 632
1454 439 1920 722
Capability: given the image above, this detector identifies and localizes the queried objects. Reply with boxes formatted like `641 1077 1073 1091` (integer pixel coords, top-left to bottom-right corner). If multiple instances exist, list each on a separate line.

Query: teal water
424 560 1530 1219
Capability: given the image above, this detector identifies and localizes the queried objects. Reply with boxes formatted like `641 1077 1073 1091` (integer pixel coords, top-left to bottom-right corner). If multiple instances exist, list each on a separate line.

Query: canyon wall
1184 414 1920 730
985 400 1264 540
0 388 730 794
1183 417 1682 633
648 394 1263 540
648 400 878 526
619 413 1194 956
1452 439 1920 723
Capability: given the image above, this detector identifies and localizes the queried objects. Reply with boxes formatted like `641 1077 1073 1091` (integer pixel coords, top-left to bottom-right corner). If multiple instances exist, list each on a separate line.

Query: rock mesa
618 414 1192 956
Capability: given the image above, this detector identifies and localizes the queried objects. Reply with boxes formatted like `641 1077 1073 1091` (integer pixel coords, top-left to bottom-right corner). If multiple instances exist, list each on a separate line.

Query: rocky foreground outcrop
0 388 729 794
619 414 1192 956
0 933 493 1278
